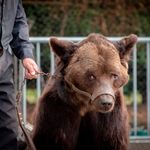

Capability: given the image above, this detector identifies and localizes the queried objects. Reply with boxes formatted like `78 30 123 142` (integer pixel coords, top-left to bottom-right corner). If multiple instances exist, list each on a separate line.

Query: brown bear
32 33 137 150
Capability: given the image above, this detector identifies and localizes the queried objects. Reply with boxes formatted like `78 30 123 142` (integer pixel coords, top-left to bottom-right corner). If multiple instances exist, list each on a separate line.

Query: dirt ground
27 103 35 124
129 143 150 150
127 104 147 129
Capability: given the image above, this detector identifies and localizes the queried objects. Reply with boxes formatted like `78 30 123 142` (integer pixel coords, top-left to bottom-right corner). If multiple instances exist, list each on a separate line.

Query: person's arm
10 0 39 79
10 0 33 59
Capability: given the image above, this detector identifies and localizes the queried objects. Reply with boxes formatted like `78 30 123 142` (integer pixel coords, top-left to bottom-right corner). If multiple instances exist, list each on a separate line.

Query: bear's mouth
92 94 115 113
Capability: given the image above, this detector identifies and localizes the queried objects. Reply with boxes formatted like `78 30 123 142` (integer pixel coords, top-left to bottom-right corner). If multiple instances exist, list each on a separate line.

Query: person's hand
22 58 40 79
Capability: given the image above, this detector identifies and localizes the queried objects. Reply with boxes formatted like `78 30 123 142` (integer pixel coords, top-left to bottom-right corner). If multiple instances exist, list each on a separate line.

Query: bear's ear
49 37 77 62
114 34 138 62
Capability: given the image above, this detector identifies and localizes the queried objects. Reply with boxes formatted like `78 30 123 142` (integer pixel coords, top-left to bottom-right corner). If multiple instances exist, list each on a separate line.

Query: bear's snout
93 94 115 113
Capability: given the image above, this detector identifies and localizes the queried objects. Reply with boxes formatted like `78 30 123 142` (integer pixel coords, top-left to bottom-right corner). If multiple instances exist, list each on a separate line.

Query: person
0 0 40 149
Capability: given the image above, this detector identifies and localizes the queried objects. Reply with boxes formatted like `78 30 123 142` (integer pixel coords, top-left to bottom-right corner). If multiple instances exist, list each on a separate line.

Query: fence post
36 42 41 98
19 62 27 124
50 45 55 74
146 43 150 135
133 45 138 136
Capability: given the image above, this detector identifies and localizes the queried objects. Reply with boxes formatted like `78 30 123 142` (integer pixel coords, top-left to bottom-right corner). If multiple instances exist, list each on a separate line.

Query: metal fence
14 36 150 142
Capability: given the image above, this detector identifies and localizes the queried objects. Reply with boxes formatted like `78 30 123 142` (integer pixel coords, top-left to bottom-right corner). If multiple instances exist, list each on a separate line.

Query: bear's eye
111 73 119 80
88 74 96 81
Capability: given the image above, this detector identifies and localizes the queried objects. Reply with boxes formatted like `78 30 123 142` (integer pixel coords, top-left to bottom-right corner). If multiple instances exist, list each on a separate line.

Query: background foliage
23 0 150 36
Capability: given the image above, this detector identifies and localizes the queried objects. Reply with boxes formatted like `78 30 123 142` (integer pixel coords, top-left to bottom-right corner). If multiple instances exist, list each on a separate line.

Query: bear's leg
32 102 82 150
77 112 129 150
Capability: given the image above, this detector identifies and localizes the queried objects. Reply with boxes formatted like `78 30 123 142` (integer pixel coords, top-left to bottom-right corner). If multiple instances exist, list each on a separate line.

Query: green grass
27 88 37 104
125 92 142 106
27 88 143 106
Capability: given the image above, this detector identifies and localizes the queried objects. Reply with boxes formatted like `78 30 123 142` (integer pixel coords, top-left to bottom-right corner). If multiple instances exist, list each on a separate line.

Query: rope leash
16 71 52 150
16 62 65 150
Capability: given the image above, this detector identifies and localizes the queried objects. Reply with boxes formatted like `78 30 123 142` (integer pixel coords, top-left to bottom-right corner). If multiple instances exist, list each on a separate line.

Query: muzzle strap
64 77 116 103
64 77 92 100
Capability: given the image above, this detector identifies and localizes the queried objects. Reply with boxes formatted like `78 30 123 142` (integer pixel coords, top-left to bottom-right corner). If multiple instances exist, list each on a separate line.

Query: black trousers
0 50 18 150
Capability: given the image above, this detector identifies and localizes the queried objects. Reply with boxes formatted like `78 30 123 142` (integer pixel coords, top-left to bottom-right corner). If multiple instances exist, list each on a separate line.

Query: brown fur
32 33 137 150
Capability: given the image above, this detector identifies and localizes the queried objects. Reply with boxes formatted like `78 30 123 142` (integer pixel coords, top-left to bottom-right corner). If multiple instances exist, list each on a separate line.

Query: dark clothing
0 0 34 149
0 0 33 59
0 50 18 150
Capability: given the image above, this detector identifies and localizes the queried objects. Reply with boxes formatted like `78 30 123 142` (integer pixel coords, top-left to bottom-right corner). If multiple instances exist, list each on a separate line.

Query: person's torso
0 0 19 50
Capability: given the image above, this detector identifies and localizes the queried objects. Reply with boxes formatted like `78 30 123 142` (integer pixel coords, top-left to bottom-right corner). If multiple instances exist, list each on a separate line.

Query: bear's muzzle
92 93 115 113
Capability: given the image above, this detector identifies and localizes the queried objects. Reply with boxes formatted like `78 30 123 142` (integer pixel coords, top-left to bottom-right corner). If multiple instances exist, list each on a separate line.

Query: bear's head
50 34 137 115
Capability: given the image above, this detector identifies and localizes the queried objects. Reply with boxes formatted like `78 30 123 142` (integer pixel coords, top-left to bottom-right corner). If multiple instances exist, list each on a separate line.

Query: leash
16 71 51 150
16 62 64 150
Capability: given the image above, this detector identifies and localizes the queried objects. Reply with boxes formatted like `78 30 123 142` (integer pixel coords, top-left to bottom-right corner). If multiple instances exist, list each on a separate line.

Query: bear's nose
92 94 115 113
100 99 113 107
